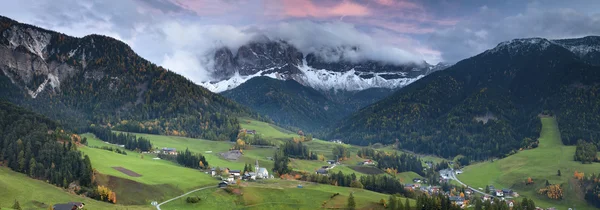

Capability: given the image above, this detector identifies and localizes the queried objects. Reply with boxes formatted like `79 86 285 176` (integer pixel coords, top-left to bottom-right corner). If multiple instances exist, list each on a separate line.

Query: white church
245 160 270 180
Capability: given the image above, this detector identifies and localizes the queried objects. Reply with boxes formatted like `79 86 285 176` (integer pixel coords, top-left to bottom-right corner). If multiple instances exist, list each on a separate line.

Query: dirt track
112 166 142 177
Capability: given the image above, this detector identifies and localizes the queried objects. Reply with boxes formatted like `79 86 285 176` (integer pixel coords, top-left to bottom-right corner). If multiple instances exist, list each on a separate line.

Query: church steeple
255 159 259 172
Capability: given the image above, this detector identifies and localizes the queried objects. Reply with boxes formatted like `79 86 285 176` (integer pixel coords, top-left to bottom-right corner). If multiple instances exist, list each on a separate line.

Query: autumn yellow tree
459 192 465 198
574 171 585 180
526 177 533 185
538 184 563 200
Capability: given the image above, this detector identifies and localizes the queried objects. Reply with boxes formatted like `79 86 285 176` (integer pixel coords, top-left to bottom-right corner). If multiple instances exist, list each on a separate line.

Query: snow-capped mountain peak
200 40 446 93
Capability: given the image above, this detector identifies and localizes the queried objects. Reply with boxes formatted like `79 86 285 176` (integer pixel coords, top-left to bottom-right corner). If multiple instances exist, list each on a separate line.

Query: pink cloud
374 0 422 9
278 0 370 18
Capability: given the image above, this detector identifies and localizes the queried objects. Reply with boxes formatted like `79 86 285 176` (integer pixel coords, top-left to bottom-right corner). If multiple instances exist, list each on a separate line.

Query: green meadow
457 117 600 210
0 167 152 210
160 179 416 210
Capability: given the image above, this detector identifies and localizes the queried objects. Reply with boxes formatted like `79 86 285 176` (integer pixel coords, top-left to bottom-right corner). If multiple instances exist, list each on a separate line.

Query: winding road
156 186 216 210
447 170 493 197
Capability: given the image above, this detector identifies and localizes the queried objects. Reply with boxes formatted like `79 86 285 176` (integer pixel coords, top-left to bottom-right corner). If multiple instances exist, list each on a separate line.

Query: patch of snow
200 67 282 92
486 38 552 55
295 58 423 92
200 58 426 93
559 44 600 57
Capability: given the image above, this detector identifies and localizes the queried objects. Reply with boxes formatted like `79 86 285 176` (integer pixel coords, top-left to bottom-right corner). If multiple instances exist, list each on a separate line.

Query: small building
327 160 337 164
483 195 491 201
495 190 504 197
53 202 85 210
316 168 328 175
412 178 422 183
161 148 177 155
243 172 256 180
218 181 228 188
449 196 465 206
226 175 234 183
502 188 513 194
404 184 415 190
246 130 256 134
254 160 269 179
362 159 375 165
229 170 241 177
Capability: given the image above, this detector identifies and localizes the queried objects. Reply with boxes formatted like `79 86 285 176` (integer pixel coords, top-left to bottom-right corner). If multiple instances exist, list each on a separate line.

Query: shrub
186 196 201 203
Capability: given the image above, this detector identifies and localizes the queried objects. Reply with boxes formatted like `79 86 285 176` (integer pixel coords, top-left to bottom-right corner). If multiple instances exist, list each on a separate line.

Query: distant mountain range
0 15 257 140
329 36 600 159
200 36 450 93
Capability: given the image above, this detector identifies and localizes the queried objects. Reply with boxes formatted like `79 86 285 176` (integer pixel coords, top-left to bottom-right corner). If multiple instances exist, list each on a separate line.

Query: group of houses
151 147 178 155
359 159 375 165
212 160 270 186
316 159 342 175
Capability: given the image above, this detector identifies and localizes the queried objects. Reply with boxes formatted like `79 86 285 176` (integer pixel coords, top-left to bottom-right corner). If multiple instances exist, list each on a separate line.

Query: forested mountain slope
0 101 94 189
330 37 600 159
0 16 259 141
222 76 394 132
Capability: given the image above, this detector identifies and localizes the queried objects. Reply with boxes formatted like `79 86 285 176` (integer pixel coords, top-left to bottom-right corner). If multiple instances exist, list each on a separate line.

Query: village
106 129 557 210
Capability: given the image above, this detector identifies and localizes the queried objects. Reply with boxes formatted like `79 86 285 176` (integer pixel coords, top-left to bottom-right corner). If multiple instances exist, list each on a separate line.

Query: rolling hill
330 37 600 160
0 15 258 141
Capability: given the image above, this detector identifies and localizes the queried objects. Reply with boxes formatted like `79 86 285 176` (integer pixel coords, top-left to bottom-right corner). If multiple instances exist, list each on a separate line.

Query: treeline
357 147 376 158
575 140 598 163
175 148 209 169
374 152 425 176
299 170 408 196
87 126 152 152
0 101 94 194
301 171 363 188
359 174 406 195
332 145 350 160
90 146 127 155
281 141 317 160
474 197 537 210
237 131 273 146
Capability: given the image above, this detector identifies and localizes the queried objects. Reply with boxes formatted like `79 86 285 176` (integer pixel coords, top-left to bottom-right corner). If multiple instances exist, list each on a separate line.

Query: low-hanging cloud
157 20 425 82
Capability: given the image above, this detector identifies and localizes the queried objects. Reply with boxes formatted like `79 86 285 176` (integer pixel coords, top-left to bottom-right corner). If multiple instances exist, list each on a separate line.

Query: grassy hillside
0 167 151 210
78 141 218 204
160 179 415 210
458 117 600 210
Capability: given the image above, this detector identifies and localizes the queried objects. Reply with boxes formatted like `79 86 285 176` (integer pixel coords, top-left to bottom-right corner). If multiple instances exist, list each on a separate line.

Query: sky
1 0 600 82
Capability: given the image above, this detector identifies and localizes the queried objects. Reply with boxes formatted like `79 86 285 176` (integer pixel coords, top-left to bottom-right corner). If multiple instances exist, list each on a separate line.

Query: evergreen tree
12 200 22 210
405 198 410 210
397 199 404 210
557 169 561 176
475 198 483 210
485 185 490 193
388 195 396 210
347 193 356 210
28 158 36 177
